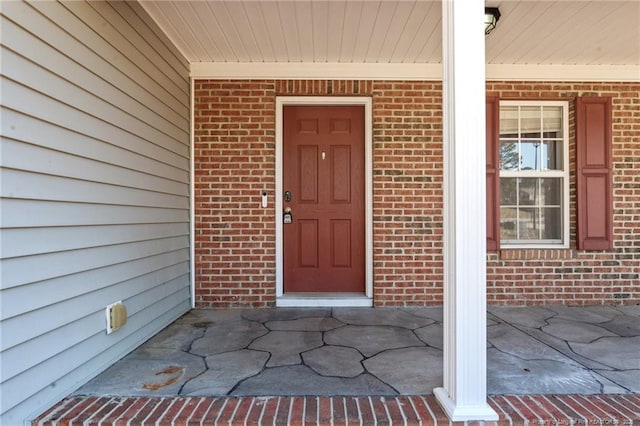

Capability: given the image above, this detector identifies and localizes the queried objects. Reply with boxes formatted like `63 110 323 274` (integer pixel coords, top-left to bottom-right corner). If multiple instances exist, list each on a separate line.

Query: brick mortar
194 80 640 308
33 395 640 425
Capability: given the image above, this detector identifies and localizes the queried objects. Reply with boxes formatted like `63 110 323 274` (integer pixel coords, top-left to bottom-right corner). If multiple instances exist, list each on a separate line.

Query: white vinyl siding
0 1 191 424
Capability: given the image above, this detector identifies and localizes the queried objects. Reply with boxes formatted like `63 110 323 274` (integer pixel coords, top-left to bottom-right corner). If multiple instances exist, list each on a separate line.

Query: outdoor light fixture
485 7 501 35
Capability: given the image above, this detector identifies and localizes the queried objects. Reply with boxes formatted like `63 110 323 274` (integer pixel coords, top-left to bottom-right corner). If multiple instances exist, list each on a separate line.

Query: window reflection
498 102 566 245
499 177 562 242
499 105 563 172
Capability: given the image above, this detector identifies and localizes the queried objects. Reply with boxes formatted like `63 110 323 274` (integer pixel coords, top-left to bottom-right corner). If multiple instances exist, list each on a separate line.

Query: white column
433 0 499 421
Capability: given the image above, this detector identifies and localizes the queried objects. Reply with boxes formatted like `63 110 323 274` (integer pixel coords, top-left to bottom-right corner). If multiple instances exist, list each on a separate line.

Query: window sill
497 249 575 260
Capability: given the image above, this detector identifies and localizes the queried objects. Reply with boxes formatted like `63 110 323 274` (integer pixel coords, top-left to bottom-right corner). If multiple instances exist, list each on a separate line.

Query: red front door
283 105 365 293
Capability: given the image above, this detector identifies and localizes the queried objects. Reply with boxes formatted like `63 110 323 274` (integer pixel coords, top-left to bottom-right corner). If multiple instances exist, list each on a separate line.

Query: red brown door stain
283 105 365 293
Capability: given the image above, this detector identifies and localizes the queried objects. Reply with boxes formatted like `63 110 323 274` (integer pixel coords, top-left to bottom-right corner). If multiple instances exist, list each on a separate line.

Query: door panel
283 105 365 293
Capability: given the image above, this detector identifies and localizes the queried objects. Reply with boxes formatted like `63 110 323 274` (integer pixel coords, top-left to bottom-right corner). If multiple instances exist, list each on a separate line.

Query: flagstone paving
74 305 640 399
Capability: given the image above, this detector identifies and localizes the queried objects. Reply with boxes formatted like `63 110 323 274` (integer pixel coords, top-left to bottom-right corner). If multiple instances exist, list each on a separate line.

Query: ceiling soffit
139 1 640 81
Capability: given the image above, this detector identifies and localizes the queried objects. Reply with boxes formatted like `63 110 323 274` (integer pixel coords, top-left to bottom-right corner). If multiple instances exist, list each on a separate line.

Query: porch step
33 394 640 425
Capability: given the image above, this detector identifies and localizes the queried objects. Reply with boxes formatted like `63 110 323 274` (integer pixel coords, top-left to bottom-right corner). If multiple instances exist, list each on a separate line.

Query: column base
434 387 499 422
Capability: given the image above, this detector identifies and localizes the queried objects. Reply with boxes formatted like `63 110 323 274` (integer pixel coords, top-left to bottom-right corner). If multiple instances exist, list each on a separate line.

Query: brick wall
486 82 640 305
194 80 639 308
194 81 276 307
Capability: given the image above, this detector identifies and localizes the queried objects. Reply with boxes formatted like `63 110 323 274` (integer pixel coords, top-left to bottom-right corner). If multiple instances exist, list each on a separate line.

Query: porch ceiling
139 1 640 67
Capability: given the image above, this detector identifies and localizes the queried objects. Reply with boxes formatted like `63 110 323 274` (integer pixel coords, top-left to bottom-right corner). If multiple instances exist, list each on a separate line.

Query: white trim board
190 79 196 309
191 62 640 82
275 96 373 307
277 293 372 308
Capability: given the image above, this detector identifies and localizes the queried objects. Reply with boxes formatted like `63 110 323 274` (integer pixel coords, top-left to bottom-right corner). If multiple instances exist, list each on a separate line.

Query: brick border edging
34 394 640 425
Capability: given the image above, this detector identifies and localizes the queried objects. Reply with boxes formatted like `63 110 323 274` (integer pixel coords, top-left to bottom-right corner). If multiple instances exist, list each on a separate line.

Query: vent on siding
105 301 127 334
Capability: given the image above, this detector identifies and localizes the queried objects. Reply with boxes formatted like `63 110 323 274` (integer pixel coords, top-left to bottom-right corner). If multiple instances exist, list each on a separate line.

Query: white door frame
275 96 373 307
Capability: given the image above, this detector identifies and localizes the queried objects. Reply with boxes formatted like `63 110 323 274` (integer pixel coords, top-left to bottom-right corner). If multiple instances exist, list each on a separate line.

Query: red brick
194 80 640 308
344 397 360 425
317 396 332 424
275 397 292 425
215 397 240 424
331 397 347 426
113 397 152 426
490 395 526 424
230 397 253 425
185 397 218 425
125 398 159 425
355 397 375 424
89 398 126 425
369 396 390 423
259 396 280 425
243 398 265 425
34 397 83 425
289 396 304 426
303 396 318 424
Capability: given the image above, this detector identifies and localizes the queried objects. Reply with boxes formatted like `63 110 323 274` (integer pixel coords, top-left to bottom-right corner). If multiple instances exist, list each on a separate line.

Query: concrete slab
242 308 331 323
595 369 640 392
570 336 640 370
599 315 640 337
487 348 608 394
175 309 244 325
181 349 269 395
549 305 622 324
324 325 424 357
140 324 205 351
519 326 615 371
302 346 364 378
414 323 443 349
230 365 396 396
191 319 268 357
266 317 343 331
70 306 640 400
402 307 443 322
333 308 434 329
488 323 581 366
249 331 323 367
541 318 618 343
615 303 640 317
74 348 205 396
489 306 556 328
363 347 443 394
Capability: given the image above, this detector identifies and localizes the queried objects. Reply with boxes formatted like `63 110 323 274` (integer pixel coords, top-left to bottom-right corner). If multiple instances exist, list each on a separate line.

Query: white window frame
499 100 570 249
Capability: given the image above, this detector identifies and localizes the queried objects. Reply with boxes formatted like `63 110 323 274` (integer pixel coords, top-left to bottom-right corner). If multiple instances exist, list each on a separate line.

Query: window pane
541 207 562 239
543 106 563 137
518 178 537 206
520 141 541 170
518 207 539 240
499 177 563 243
500 142 519 170
500 178 517 205
498 101 567 246
540 178 562 206
541 140 563 170
500 207 517 240
500 106 518 136
520 106 541 138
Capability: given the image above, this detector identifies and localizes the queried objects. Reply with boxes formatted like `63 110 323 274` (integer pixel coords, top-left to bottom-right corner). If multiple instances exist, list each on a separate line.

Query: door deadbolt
284 191 292 202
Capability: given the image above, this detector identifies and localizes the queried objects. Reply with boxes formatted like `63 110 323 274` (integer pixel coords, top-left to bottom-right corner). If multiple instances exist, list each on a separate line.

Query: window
498 101 569 247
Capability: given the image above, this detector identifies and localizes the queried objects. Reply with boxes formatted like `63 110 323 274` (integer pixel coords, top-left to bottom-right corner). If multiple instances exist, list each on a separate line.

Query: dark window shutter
486 96 500 251
576 96 613 250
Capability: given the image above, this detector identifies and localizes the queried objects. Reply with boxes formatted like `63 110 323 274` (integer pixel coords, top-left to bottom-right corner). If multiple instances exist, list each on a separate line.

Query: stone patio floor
35 305 640 425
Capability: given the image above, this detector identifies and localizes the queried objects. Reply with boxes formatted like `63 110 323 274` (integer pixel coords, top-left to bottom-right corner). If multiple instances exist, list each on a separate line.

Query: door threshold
276 293 373 307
